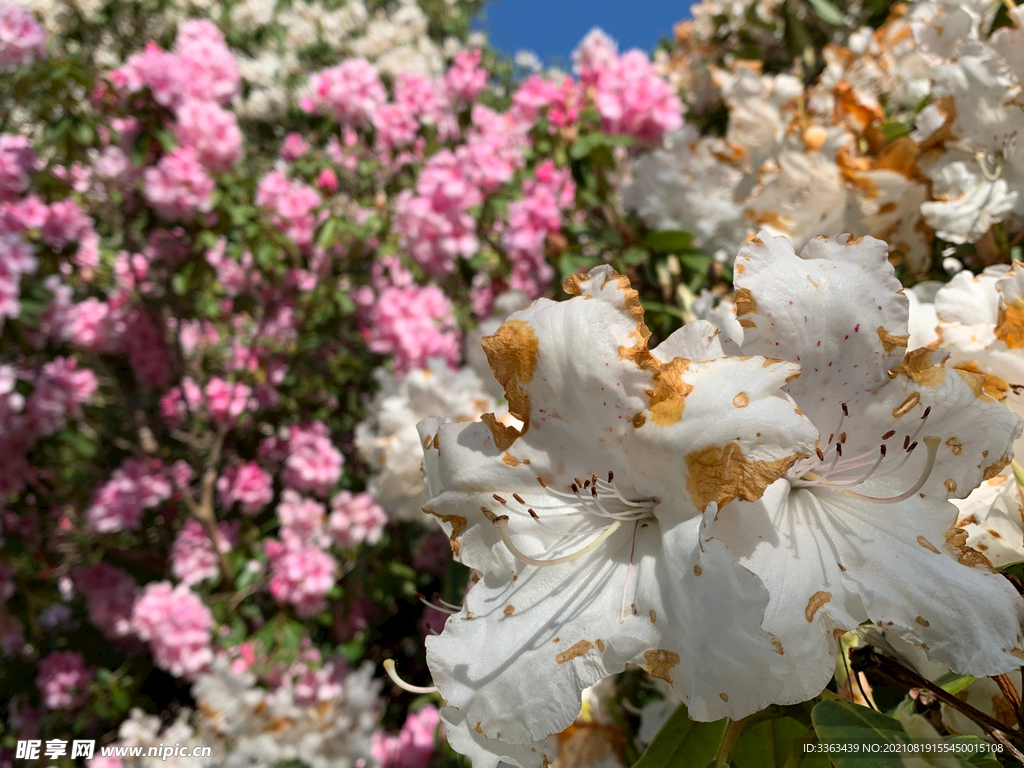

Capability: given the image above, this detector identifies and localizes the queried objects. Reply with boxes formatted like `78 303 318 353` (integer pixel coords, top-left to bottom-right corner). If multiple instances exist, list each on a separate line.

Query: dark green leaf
811 698 906 767
731 716 827 768
631 703 728 768
641 230 694 252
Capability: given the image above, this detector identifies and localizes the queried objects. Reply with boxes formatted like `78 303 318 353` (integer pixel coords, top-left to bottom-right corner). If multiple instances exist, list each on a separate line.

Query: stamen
512 493 525 504
832 437 940 504
414 591 460 614
493 515 623 567
823 445 887 487
607 470 614 483
816 447 825 461
882 430 895 440
493 494 507 505
383 659 438 694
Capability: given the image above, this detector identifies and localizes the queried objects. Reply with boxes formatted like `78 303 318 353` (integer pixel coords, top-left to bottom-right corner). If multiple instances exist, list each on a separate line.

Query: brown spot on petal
501 452 520 467
482 320 539 427
984 455 1012 480
556 640 594 664
892 392 920 418
650 610 656 623
915 616 930 627
953 361 1009 400
632 412 646 428
805 591 831 622
890 348 949 388
945 526 994 570
1012 648 1024 662
719 693 729 702
917 535 940 554
733 392 749 408
735 288 757 317
503 605 515 616
771 639 784 655
642 650 680 684
877 326 910 355
945 479 957 493
422 509 468 557
945 437 963 455
693 564 703 576
686 442 800 510
595 639 605 652
647 358 693 426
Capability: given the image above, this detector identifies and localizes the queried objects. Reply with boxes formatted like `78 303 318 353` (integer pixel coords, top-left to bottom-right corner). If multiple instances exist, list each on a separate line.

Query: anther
493 494 507 504
921 406 931 419
882 430 895 440
842 403 849 416
880 444 887 457
816 447 825 461
528 509 539 520
575 477 583 487
607 470 614 482
903 435 910 450
383 659 438 694
513 493 525 504
837 437 941 504
836 443 843 457
907 441 918 453
537 476 548 488
840 431 847 444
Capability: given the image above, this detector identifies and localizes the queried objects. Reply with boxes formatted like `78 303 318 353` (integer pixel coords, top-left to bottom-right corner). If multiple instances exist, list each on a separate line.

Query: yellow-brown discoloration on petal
917 535 940 554
733 392 749 408
953 362 1009 400
555 640 594 664
945 437 963 455
984 455 1012 480
595 639 605 652
889 348 949 388
945 526 995 570
805 591 831 623
945 478 957 493
501 452 520 466
686 442 801 510
996 300 1024 350
642 650 680 684
632 412 646 428
1012 648 1024 662
771 639 784 655
649 610 656 623
482 320 539 426
892 392 920 418
738 317 757 329
503 605 515 616
877 326 910 355
955 367 989 399
735 288 757 317
480 412 522 452
693 564 703 576
719 693 729 702
915 616 930 627
647 358 693 426
422 509 468 557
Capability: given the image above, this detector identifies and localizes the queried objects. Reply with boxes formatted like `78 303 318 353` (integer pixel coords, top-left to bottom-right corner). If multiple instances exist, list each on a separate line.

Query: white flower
955 470 1024 568
418 265 818 766
919 154 1019 244
712 231 1024 707
354 359 511 522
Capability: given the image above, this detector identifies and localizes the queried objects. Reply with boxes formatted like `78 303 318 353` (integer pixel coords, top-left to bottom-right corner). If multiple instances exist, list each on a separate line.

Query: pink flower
316 167 338 195
394 73 442 123
372 705 441 768
73 562 137 639
280 132 309 161
0 3 45 72
131 581 214 680
590 50 682 144
511 74 580 130
173 20 240 105
124 311 170 387
0 233 36 327
444 49 487 104
329 491 386 548
36 652 92 710
40 198 93 249
85 458 171 534
174 100 242 172
171 519 236 586
0 135 35 201
115 42 183 108
373 102 419 153
276 489 326 544
143 148 214 221
502 160 575 298
217 461 273 515
265 537 337 618
23 357 96 436
282 422 343 497
256 171 321 250
359 282 460 374
573 28 619 80
305 59 386 126
63 297 122 352
204 377 253 424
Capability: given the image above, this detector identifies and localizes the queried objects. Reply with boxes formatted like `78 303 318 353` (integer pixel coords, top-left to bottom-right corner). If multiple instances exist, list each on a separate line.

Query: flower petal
733 231 909 431
438 706 555 768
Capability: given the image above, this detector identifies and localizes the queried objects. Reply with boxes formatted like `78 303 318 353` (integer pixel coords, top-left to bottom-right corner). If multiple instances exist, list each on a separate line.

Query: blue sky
475 1 696 66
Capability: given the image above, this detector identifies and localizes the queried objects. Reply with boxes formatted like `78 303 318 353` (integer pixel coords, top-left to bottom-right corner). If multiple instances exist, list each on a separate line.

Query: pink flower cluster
131 581 214 680
114 20 239 108
264 537 338 618
174 100 242 172
256 171 321 250
217 461 274 515
204 377 254 425
329 491 387 548
511 74 580 130
304 58 387 127
84 458 172 534
503 160 576 297
73 562 137 639
143 148 214 221
0 233 36 329
171 519 237 586
276 489 326 544
443 49 488 104
358 278 460 374
0 135 35 201
0 3 45 72
281 422 344 497
371 705 441 768
36 651 93 710
575 30 682 144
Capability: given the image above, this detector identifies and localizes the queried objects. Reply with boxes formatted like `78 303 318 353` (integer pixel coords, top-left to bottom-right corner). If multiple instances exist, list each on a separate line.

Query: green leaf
641 230 694 253
933 672 976 695
280 620 304 652
811 698 907 767
806 0 845 25
631 703 728 768
881 120 912 143
731 716 828 768
570 132 635 160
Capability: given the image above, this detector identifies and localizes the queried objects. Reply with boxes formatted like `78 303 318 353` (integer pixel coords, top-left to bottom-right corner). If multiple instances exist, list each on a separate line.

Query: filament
830 437 940 504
